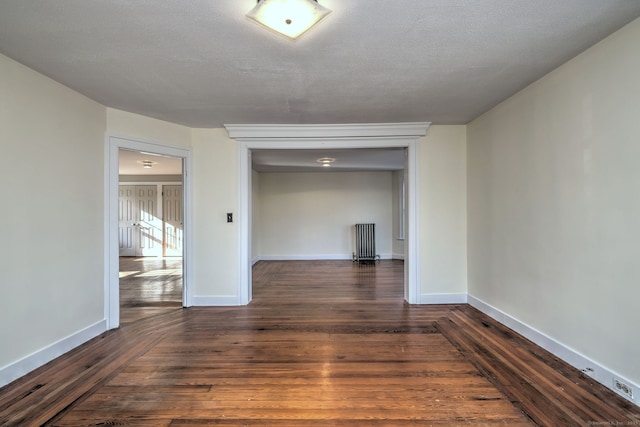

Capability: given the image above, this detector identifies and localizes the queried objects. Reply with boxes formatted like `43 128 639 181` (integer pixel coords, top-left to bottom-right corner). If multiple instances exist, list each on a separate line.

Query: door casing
105 135 193 329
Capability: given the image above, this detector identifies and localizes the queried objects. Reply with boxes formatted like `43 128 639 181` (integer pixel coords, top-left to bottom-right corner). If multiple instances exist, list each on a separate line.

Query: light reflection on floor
119 271 140 278
119 257 183 324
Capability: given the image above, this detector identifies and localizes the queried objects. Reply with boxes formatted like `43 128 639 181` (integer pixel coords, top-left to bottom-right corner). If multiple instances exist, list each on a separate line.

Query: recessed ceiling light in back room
137 160 157 169
246 0 332 39
316 157 336 167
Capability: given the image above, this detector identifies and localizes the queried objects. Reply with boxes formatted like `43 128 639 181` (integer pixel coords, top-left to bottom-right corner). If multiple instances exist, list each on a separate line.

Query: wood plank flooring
119 256 183 324
0 260 638 426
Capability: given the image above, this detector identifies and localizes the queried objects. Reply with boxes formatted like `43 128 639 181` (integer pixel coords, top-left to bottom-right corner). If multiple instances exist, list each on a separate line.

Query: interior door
163 185 183 256
119 185 161 257
136 185 160 256
118 186 137 256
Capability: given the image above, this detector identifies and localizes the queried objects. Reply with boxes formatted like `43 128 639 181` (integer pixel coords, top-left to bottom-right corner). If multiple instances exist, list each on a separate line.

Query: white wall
256 171 393 259
418 126 468 302
190 128 239 301
0 54 106 383
467 17 640 394
107 108 192 148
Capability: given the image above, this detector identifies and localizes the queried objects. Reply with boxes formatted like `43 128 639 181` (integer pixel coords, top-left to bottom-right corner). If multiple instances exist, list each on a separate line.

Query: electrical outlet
581 367 595 378
613 378 633 399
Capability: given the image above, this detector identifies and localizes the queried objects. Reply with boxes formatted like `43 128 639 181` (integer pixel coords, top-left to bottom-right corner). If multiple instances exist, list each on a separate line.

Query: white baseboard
256 254 394 261
468 294 638 406
258 254 352 261
392 253 405 260
192 295 242 306
420 293 468 304
0 319 107 388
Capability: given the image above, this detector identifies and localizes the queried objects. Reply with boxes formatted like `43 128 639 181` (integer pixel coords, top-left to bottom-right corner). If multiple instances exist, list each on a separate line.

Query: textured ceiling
1 1 640 129
119 149 183 175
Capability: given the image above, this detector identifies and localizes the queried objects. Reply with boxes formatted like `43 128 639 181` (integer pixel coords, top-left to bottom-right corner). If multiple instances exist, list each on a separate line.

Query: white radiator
353 223 380 263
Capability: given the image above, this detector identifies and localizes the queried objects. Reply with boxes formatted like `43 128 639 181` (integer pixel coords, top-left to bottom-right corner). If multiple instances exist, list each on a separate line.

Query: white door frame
105 135 193 329
226 123 430 305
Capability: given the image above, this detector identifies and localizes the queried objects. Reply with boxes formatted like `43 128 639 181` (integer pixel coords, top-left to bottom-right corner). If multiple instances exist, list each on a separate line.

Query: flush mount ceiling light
317 157 335 167
137 160 156 169
246 0 331 40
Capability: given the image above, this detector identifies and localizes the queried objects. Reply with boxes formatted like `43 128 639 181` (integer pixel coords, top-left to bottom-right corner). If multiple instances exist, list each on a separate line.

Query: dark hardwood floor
0 260 638 426
119 256 183 324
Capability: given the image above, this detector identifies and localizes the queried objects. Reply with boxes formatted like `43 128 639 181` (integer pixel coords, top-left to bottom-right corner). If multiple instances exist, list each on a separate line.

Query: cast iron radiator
353 223 380 263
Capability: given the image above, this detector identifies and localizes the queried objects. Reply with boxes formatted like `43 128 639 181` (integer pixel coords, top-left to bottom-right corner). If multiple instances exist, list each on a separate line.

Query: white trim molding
0 320 107 388
259 254 353 261
420 293 468 304
468 294 639 406
225 122 432 139
237 142 252 305
257 254 395 262
227 122 430 306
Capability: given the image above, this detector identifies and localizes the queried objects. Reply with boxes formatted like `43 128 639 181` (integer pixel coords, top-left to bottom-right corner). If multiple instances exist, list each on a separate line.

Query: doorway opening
117 149 184 324
249 148 407 302
226 123 430 306
106 136 193 329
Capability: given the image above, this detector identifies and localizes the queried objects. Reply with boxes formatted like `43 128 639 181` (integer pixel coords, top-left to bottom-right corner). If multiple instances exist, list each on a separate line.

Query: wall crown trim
224 122 431 139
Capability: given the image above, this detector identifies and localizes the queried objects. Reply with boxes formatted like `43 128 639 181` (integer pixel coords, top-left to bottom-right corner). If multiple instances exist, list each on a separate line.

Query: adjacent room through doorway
250 148 408 302
118 148 184 324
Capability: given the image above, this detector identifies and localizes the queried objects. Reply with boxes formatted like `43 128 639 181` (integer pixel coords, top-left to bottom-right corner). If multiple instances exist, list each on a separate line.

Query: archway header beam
224 122 430 140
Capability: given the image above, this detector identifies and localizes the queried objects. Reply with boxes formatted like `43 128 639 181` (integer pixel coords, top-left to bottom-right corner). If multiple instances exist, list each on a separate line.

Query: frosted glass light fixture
246 0 331 40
